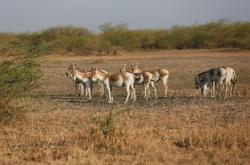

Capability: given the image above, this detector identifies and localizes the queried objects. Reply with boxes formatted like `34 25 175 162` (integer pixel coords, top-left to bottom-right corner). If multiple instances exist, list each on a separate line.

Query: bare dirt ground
1 49 250 164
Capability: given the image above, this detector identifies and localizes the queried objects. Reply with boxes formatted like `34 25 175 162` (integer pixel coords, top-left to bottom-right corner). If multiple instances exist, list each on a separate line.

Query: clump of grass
0 106 26 125
0 105 13 124
91 110 118 137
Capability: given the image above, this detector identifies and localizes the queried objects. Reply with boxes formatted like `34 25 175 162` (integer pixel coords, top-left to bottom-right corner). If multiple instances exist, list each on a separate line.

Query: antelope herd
65 63 237 104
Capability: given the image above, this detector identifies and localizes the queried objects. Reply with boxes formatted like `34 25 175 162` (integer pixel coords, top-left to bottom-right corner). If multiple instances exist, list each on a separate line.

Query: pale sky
0 0 249 32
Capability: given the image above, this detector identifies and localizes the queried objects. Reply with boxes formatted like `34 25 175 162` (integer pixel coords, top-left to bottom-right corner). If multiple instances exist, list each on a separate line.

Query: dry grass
0 49 250 164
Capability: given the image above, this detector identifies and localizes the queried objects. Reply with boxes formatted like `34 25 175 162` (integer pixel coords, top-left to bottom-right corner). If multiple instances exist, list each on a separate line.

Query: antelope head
120 64 127 73
131 63 143 73
91 67 99 82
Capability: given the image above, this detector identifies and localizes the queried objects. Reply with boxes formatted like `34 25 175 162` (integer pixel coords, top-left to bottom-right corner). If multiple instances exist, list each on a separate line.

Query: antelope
195 67 228 98
131 64 169 97
224 67 237 98
66 64 106 100
68 67 93 101
65 64 85 97
91 67 136 104
120 64 157 99
65 72 85 97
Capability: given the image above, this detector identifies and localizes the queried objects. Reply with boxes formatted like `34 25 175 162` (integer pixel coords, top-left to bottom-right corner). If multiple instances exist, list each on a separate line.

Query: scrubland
0 49 250 164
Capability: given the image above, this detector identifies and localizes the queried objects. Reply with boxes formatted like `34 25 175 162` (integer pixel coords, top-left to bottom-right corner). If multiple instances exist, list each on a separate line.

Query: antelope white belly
110 79 123 87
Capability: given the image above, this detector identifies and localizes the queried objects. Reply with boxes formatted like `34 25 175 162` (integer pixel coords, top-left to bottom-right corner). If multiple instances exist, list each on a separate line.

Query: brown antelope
69 68 93 101
131 64 169 97
120 64 157 99
66 64 106 100
65 64 85 97
65 71 85 97
92 67 136 104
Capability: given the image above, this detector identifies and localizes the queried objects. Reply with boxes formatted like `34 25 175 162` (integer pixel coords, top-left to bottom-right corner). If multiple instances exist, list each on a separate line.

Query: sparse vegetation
0 50 249 164
1 20 250 57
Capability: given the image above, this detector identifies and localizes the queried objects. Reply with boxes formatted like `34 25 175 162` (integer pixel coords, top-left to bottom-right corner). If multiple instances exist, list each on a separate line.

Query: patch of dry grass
1 102 249 164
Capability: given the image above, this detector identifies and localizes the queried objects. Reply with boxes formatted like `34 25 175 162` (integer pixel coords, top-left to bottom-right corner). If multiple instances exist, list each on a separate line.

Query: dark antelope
195 66 237 98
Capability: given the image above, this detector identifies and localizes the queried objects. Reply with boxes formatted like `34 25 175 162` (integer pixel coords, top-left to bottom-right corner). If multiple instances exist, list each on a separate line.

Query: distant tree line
0 20 250 56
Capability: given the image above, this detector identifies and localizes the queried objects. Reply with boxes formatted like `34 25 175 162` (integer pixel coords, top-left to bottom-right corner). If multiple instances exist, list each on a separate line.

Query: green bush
0 30 42 124
0 50 41 124
0 57 41 108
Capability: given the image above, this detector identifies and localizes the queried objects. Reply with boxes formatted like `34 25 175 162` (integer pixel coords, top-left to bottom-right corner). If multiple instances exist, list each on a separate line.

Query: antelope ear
71 63 76 69
195 76 200 82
